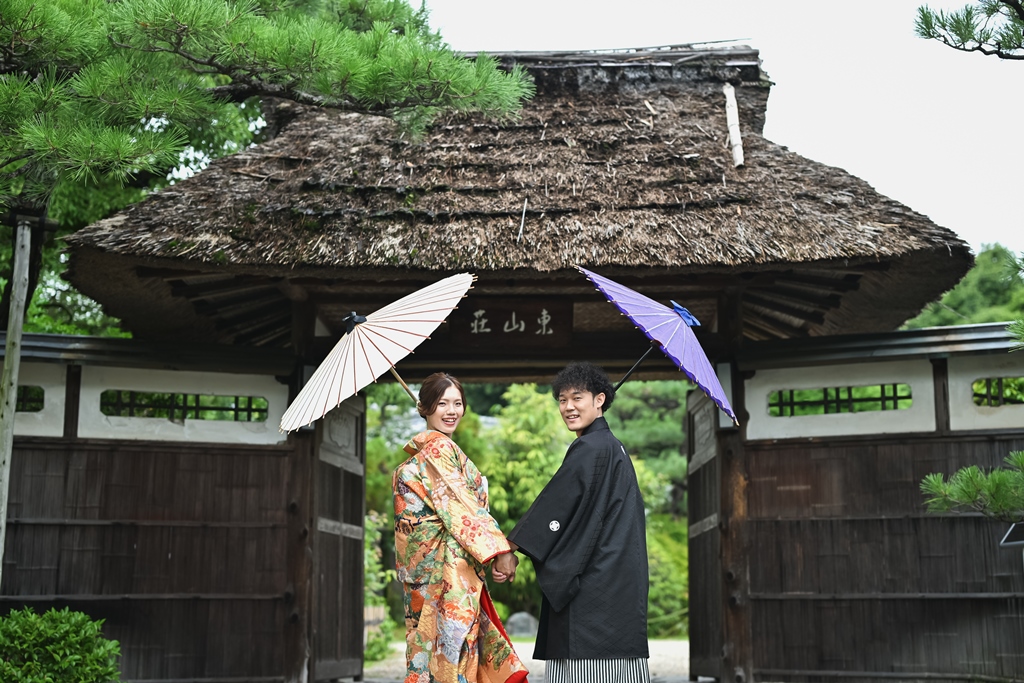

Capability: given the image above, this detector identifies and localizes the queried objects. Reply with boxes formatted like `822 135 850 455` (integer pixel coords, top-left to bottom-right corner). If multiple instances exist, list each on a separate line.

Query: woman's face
425 385 465 436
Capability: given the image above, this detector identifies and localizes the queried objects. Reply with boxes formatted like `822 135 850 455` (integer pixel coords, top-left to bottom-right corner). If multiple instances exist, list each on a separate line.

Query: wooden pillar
931 358 951 435
284 295 317 681
717 288 752 683
284 433 315 683
62 364 82 440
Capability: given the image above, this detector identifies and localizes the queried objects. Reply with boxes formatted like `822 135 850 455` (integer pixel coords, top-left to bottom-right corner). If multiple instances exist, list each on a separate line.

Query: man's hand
492 551 518 583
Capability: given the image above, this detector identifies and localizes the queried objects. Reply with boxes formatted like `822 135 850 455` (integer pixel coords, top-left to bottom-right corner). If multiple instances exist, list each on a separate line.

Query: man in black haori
505 361 650 683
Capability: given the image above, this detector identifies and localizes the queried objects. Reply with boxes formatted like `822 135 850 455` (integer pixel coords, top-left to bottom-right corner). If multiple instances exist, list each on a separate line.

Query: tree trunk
0 219 32 589
0 219 43 332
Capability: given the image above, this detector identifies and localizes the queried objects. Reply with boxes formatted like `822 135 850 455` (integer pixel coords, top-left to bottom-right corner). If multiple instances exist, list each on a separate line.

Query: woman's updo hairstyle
417 372 466 418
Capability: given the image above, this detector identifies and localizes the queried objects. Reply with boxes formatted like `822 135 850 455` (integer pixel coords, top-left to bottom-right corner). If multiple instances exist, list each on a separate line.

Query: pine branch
998 0 1024 22
918 2 1024 59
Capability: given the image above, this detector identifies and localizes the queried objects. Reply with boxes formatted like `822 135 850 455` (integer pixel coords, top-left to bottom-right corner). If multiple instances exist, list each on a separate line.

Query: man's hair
417 372 465 417
551 361 616 412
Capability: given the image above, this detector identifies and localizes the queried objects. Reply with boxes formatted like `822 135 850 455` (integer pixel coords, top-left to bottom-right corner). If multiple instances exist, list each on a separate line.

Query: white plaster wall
948 353 1024 432
745 359 936 441
0 362 66 437
78 366 288 444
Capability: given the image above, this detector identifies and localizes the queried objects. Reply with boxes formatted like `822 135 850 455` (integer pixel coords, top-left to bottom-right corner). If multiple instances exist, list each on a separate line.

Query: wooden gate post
285 433 315 683
719 428 751 683
717 288 752 683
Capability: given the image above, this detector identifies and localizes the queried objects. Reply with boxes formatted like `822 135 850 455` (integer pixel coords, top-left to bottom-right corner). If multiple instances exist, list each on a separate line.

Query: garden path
363 639 692 682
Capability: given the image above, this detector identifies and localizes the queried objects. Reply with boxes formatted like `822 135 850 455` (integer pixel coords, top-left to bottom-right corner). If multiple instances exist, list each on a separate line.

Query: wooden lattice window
972 377 1024 407
99 390 269 422
768 384 913 417
15 386 44 413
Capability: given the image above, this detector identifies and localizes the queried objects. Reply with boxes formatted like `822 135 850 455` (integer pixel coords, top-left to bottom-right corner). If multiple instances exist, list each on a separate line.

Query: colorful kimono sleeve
423 438 511 565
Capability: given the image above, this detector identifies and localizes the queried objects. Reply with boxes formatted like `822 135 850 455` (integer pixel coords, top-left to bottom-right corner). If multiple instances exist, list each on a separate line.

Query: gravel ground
363 639 692 683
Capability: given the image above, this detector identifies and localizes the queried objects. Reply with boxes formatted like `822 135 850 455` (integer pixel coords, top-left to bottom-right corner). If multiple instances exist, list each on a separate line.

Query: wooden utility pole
0 218 32 588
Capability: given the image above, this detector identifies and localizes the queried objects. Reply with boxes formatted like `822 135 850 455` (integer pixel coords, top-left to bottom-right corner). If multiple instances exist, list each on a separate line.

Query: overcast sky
423 0 1023 257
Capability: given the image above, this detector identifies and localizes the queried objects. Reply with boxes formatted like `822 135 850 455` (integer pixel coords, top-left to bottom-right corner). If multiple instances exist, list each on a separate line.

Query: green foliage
0 607 121 683
606 380 689 480
971 377 1024 405
921 451 1024 523
646 514 688 638
482 384 575 530
462 382 510 416
0 227 129 336
363 511 399 661
481 384 574 615
1011 318 1024 350
917 1 1024 60
904 245 1024 328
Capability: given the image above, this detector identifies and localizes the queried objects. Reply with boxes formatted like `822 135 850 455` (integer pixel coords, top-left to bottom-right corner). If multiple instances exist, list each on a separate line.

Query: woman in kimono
393 372 528 683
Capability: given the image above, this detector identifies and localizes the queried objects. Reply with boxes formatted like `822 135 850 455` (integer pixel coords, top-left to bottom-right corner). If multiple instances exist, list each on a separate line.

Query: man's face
557 387 605 434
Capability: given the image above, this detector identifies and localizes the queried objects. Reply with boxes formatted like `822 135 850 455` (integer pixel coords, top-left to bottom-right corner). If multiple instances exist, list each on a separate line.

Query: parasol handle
615 342 659 390
389 366 419 403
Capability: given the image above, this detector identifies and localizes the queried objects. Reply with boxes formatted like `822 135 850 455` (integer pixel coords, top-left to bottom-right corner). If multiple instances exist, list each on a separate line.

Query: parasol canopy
577 266 738 425
280 272 474 432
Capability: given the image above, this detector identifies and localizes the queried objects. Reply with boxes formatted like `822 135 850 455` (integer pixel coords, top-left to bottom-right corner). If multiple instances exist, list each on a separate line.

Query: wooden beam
772 273 860 293
239 326 291 348
744 286 841 314
198 296 291 321
742 292 826 326
171 278 280 301
742 310 807 339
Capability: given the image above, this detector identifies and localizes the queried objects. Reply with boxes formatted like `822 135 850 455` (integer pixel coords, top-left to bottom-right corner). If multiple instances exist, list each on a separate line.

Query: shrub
646 514 689 637
0 607 120 683
364 511 399 663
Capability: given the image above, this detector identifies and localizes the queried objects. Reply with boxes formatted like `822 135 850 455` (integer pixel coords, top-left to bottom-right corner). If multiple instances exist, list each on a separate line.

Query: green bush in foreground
0 607 120 683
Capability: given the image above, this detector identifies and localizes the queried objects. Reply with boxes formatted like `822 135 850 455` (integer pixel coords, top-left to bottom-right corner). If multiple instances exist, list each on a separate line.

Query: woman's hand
492 551 518 583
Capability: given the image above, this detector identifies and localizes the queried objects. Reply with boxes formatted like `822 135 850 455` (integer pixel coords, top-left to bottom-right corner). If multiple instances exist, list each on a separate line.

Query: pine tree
921 452 1024 522
917 1 1024 60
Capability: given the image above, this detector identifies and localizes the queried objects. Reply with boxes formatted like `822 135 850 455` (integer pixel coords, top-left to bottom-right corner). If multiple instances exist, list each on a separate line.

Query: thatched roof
66 45 971 353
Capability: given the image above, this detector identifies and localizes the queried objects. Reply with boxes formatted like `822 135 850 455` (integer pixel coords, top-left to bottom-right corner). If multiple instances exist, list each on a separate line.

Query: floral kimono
394 430 528 683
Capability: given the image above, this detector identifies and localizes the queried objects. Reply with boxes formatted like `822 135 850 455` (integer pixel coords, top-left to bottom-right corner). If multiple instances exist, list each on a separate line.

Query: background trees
903 245 1024 328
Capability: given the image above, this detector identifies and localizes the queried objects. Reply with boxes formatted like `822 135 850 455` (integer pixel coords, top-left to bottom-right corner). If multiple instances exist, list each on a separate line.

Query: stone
504 611 539 637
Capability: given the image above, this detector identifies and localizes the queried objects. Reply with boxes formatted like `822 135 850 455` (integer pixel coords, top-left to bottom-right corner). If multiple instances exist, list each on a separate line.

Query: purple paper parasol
577 266 739 425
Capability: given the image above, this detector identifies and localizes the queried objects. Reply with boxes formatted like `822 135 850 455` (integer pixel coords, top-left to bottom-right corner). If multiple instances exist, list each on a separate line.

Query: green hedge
0 607 121 682
647 514 689 637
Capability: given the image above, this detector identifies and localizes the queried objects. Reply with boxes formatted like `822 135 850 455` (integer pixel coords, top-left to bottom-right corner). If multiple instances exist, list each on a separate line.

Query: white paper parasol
279 272 474 432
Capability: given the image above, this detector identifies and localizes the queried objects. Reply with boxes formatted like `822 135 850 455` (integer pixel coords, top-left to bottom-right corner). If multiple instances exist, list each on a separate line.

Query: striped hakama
546 657 650 683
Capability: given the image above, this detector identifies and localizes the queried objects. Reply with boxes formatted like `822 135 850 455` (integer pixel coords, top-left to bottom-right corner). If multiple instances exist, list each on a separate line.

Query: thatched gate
4 43 1001 683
